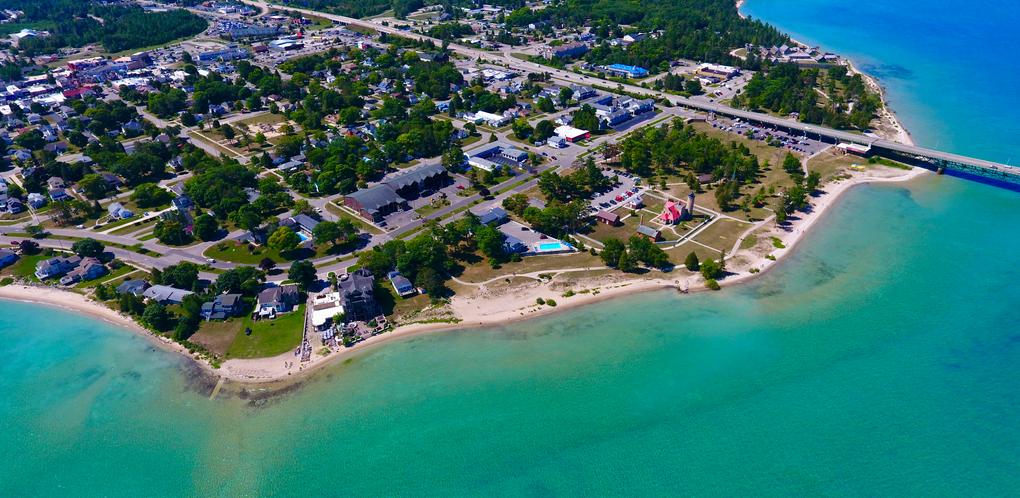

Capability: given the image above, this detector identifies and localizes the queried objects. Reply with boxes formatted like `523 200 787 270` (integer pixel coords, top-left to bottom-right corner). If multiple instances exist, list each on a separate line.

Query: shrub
536 297 545 305
705 279 721 291
562 290 575 298
545 299 557 307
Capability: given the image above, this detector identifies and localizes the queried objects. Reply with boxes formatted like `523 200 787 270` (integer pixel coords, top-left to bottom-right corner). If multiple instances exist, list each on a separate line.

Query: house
100 173 124 189
116 279 150 296
338 269 380 322
59 257 107 285
595 211 620 226
49 188 69 202
256 284 300 317
35 255 82 280
478 207 508 226
201 294 243 320
46 177 65 190
7 198 23 214
107 202 134 220
636 224 661 241
289 214 319 235
0 248 17 268
388 271 416 297
143 284 194 305
27 193 45 208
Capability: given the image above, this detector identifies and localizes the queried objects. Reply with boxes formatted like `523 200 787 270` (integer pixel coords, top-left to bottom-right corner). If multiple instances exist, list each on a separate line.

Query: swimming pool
297 232 310 242
535 241 573 253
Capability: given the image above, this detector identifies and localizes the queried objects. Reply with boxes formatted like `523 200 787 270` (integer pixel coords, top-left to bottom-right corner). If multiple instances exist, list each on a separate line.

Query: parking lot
589 170 643 214
708 117 830 155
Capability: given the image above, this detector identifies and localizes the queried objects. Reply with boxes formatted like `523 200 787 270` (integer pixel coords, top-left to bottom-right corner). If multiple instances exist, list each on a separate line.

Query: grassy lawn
190 319 243 356
414 198 451 216
4 253 50 282
226 304 306 359
108 216 159 235
666 242 719 267
690 218 753 253
456 251 603 284
807 149 860 182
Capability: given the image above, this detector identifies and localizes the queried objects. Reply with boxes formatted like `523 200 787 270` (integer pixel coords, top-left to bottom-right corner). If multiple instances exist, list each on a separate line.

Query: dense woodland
502 0 787 71
4 1 207 55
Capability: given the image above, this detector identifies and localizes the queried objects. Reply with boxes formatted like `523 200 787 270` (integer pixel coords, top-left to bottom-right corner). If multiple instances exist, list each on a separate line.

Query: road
241 0 1019 182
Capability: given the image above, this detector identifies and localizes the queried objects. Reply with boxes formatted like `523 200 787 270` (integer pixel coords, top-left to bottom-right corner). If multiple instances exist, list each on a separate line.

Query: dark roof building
116 279 150 296
344 184 405 221
338 269 380 322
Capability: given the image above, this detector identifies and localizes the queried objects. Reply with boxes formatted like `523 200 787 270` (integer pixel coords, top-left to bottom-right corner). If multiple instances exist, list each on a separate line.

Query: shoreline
0 165 929 392
735 0 914 146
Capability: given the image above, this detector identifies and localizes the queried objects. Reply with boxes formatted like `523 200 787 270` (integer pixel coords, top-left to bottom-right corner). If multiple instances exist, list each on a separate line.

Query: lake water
4 1 1020 495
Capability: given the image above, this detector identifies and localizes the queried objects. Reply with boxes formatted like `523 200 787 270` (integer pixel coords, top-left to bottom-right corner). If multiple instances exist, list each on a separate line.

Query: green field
227 304 306 359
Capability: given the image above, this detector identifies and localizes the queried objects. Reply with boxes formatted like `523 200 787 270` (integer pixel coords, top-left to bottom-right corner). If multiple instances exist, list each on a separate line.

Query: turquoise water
741 0 1020 164
5 1 1020 495
3 176 1020 495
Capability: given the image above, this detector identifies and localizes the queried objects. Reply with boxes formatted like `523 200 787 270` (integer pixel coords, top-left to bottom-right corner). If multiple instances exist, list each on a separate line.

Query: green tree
617 250 637 272
193 214 219 241
161 262 200 289
600 238 626 268
154 219 191 245
684 251 700 271
131 183 172 208
71 238 105 258
142 302 174 331
77 174 108 200
288 260 317 291
268 226 301 253
215 266 265 295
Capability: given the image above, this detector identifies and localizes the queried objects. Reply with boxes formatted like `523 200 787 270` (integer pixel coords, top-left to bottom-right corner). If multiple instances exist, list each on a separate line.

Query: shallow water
2 175 1020 495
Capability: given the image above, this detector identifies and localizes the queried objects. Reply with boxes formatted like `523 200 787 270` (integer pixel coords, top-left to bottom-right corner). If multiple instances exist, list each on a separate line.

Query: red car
615 195 625 202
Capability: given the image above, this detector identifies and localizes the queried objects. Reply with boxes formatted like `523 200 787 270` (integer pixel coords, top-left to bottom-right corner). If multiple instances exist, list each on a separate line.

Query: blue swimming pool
297 232 310 242
537 242 570 252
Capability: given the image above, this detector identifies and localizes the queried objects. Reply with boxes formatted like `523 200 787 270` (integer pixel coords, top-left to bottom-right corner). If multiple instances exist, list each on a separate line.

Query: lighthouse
685 192 695 220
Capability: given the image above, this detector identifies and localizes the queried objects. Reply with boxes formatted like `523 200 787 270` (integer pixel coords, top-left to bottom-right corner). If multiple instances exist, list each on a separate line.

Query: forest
6 1 207 55
502 0 787 72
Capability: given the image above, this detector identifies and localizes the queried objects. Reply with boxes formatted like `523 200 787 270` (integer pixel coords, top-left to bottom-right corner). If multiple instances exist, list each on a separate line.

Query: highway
241 0 1019 183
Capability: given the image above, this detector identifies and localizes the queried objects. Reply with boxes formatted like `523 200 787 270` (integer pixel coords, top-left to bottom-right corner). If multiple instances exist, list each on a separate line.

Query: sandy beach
0 162 928 389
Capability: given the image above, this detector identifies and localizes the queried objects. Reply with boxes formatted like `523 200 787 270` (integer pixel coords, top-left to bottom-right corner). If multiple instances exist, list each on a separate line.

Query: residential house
59 257 107 285
143 284 194 305
0 248 18 268
256 284 300 317
27 192 46 208
35 255 82 280
201 294 244 320
116 279 150 296
338 269 380 322
388 271 416 297
107 202 134 220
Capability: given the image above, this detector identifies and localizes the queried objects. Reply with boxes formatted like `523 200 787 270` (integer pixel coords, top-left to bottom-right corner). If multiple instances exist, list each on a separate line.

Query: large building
343 163 450 221
338 269 380 322
467 142 529 172
554 125 590 143
198 46 250 63
605 64 649 78
542 41 588 60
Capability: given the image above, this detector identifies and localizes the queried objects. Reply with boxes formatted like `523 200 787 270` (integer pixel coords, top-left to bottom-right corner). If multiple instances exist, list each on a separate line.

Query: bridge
242 0 1020 186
